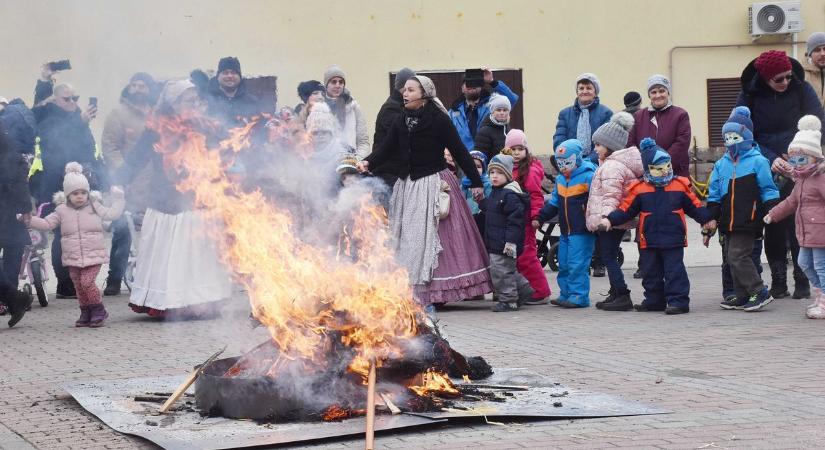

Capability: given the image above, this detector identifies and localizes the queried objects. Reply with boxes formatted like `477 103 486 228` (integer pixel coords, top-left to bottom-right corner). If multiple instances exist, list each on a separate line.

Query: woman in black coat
359 75 493 308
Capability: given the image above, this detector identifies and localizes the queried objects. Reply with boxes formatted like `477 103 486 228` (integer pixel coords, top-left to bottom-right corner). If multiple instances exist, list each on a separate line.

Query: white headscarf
411 75 449 115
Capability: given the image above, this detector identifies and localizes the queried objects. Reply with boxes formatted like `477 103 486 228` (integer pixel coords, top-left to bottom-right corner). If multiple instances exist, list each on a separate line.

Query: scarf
792 162 819 180
412 75 449 115
576 101 592 155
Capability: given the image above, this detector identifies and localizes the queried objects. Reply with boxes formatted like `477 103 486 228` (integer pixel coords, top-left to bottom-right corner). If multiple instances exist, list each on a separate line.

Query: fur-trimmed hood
51 190 102 206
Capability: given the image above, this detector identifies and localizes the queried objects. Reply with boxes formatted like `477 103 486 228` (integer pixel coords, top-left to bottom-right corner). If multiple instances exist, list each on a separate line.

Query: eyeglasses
61 95 79 102
771 74 793 84
788 155 812 167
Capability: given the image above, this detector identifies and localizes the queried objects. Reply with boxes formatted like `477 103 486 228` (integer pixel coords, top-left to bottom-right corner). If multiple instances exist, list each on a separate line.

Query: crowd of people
1 32 824 328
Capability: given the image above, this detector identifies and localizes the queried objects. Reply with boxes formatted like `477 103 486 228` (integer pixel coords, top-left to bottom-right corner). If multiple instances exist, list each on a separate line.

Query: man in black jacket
0 97 36 155
370 67 415 204
205 56 265 125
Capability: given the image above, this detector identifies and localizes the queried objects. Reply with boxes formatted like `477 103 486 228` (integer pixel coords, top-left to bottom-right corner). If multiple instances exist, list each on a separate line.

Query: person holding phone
31 63 106 299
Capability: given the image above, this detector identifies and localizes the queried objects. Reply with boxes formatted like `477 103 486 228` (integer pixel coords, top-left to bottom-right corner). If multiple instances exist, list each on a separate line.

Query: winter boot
792 276 811 299
7 290 33 328
665 305 690 315
103 278 122 296
88 304 109 328
768 261 790 299
595 288 617 309
75 307 92 327
592 266 606 277
601 289 633 311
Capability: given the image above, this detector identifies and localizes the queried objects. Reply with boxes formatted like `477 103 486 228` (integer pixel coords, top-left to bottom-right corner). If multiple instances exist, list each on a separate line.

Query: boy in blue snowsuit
600 138 713 315
537 139 596 308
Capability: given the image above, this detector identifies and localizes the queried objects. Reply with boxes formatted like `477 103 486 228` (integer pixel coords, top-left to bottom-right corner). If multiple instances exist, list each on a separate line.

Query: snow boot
88 304 109 328
75 306 92 327
768 261 790 299
601 289 633 311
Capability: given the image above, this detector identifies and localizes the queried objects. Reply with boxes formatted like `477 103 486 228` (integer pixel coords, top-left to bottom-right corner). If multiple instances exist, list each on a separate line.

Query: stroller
19 203 51 307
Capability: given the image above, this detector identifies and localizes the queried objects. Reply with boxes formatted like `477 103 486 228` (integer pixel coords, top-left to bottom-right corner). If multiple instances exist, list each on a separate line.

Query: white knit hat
487 94 511 112
789 115 823 157
63 162 90 194
306 102 337 135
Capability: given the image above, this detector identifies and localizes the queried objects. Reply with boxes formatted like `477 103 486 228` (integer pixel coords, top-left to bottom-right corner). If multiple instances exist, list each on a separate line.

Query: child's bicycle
122 211 142 292
19 203 51 307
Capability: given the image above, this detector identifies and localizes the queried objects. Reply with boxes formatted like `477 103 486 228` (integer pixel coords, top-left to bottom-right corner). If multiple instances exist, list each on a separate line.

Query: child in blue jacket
480 154 534 312
600 138 713 315
462 150 493 235
537 139 596 308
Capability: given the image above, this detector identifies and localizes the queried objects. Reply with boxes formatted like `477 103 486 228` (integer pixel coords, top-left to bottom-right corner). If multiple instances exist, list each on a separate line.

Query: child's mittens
598 217 612 231
503 243 517 259
763 214 772 224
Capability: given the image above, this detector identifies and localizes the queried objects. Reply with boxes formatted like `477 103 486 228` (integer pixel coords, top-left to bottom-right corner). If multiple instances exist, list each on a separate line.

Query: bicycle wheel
31 260 48 307
548 242 560 272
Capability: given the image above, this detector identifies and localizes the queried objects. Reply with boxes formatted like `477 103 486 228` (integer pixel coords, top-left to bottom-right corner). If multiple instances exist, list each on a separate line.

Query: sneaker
665 306 690 315
601 292 633 311
633 268 643 279
523 297 549 305
592 266 606 278
743 288 773 312
720 295 748 310
492 302 518 312
633 303 666 312
103 279 122 296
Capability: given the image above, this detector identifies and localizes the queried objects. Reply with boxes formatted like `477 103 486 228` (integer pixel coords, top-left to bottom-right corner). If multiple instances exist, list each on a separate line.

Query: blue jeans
598 229 627 292
797 247 825 290
557 233 595 306
106 216 131 282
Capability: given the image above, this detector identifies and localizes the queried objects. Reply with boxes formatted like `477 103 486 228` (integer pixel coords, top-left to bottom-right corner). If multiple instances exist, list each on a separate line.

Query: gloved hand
763 215 772 224
503 242 517 259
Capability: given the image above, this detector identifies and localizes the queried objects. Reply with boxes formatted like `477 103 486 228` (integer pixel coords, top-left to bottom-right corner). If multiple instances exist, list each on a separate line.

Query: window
706 78 741 148
389 69 524 130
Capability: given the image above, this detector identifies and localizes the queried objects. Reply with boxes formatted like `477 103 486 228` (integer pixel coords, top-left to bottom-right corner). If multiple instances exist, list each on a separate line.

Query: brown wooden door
389 69 524 131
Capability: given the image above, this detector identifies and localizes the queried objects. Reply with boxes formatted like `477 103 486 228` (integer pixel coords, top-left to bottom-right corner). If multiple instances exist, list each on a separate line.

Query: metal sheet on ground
62 376 445 450
62 368 667 450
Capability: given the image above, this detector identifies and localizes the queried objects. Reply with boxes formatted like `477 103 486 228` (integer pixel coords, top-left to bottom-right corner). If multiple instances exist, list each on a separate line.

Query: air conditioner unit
749 2 803 36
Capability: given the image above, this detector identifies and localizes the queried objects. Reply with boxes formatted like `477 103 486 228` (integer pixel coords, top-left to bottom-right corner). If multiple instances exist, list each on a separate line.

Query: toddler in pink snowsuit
26 162 124 327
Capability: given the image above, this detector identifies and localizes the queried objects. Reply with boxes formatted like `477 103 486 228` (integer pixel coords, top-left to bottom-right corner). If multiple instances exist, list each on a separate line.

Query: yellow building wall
2 0 823 154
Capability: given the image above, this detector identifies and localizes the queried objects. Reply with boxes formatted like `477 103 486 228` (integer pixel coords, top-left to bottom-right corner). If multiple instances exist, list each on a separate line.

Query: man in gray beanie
370 67 416 205
805 31 825 105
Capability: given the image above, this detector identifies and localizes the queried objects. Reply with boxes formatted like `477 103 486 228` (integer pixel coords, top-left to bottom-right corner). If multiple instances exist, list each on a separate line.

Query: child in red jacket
503 130 552 304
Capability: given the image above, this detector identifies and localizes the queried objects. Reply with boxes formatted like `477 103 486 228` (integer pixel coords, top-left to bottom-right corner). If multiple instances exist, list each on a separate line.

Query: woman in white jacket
324 65 370 159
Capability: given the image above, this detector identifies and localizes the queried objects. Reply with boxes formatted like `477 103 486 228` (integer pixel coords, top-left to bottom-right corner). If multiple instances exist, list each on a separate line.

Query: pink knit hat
504 129 528 149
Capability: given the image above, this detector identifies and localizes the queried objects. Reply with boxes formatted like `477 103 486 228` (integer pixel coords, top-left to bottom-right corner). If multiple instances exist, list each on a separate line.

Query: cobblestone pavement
2 243 824 449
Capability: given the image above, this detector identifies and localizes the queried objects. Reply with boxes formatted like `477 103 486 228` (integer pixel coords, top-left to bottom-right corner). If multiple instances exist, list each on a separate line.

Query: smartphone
48 59 72 72
89 97 98 108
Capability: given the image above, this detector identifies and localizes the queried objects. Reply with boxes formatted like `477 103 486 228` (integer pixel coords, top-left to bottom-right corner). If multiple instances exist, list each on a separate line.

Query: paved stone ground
1 224 823 449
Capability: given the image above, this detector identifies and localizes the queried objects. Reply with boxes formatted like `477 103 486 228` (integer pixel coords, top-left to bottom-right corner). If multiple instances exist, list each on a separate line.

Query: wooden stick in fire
159 346 226 414
365 359 377 450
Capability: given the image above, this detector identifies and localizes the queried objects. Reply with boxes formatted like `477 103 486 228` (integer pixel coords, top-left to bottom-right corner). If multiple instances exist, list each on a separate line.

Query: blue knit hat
469 150 488 172
722 106 754 142
640 137 670 168
556 139 584 161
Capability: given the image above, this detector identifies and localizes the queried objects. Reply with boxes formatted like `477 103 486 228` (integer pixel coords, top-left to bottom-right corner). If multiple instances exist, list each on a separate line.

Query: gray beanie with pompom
592 112 635 152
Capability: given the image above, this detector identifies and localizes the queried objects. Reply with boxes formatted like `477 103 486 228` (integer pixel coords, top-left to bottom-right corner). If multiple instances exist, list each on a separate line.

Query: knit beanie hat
217 56 242 76
504 129 528 149
623 91 642 109
789 115 823 157
394 67 416 91
639 138 670 169
130 72 156 86
592 112 634 152
63 162 90 194
324 65 346 86
807 32 825 56
754 50 792 81
297 80 325 103
469 150 488 172
555 139 584 161
647 74 671 94
336 153 360 175
488 94 511 112
306 102 337 134
488 154 514 181
157 79 196 110
722 106 754 142
575 73 600 96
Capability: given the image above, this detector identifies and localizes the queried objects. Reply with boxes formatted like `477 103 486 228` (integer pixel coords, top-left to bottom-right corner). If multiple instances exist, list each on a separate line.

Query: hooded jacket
480 181 529 255
627 105 692 178
538 160 596 235
0 140 32 247
371 89 406 184
0 99 36 155
735 57 825 163
552 97 613 159
102 95 152 212
327 90 370 159
706 145 779 235
449 80 519 150
608 176 711 249
768 172 825 247
586 146 644 231
28 191 124 268
803 58 824 107
473 115 510 160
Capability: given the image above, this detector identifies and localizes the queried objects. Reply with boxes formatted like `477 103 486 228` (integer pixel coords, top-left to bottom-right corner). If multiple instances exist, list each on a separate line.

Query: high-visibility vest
28 136 102 179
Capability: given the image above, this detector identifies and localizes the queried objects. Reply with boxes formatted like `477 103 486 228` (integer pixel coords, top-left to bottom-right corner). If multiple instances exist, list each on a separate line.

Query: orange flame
409 369 460 397
149 114 421 377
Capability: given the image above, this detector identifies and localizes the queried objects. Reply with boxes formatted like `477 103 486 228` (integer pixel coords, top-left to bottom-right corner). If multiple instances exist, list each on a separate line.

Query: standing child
585 112 641 311
505 130 553 304
480 154 534 312
26 163 125 327
706 106 779 312
765 115 825 318
537 138 595 308
601 138 713 315
461 150 493 234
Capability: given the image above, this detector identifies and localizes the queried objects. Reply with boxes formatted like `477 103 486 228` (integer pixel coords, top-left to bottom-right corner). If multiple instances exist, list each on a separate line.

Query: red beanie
754 50 792 81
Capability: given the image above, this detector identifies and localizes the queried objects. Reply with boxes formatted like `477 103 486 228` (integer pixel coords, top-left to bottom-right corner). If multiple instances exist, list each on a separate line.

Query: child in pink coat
25 162 124 327
765 116 825 319
504 130 552 303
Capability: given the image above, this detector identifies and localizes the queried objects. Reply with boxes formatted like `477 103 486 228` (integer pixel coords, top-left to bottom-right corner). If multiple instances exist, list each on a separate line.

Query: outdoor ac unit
749 2 803 36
